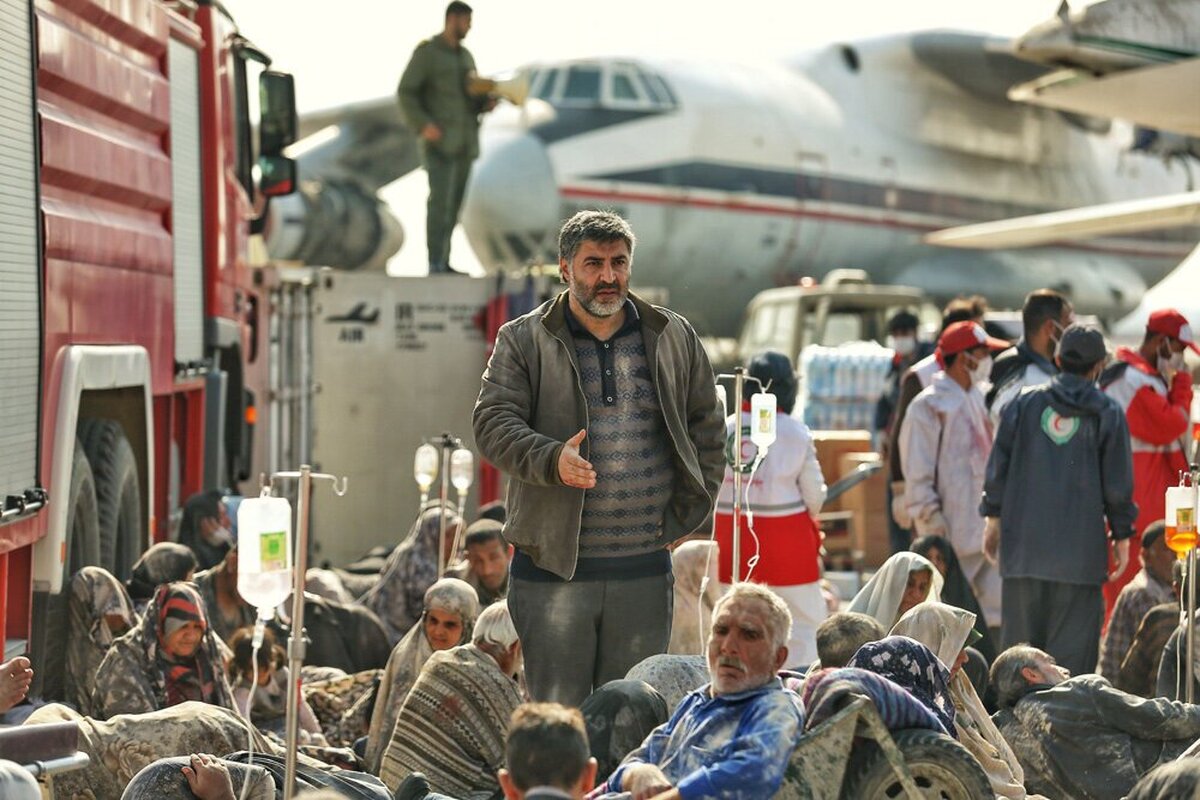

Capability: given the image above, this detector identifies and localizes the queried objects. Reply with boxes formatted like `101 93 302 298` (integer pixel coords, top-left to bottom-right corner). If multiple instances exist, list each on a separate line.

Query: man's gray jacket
473 291 726 579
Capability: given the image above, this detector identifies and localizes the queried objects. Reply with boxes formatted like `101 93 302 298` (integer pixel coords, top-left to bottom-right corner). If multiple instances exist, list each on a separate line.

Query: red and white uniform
714 407 827 665
1102 346 1192 614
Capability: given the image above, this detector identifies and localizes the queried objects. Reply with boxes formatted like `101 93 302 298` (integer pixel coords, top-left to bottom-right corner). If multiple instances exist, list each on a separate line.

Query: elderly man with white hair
597 583 804 800
380 601 524 799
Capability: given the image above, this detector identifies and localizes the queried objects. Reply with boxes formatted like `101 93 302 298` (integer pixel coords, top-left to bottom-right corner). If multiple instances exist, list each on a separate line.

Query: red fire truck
0 0 296 699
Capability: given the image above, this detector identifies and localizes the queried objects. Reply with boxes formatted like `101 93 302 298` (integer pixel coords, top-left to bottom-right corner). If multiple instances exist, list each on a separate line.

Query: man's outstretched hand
558 429 596 489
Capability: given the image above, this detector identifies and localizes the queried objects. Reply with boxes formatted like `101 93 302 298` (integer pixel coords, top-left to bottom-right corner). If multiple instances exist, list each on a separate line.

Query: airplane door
793 152 827 271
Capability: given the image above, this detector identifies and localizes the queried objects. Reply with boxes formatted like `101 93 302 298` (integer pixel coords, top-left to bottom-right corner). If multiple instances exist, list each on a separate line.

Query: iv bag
715 385 728 417
450 448 474 492
750 392 777 449
414 443 439 491
237 495 294 617
1166 484 1197 558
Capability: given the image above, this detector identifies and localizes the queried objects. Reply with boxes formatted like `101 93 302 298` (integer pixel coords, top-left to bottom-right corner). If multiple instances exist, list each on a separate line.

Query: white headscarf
847 552 943 629
668 541 721 656
892 601 1041 800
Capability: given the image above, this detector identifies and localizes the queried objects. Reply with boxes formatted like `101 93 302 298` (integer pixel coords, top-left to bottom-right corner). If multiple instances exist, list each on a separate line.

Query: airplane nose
462 130 559 271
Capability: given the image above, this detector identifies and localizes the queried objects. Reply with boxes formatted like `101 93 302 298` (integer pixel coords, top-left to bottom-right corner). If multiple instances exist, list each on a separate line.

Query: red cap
1147 308 1200 354
937 321 1009 358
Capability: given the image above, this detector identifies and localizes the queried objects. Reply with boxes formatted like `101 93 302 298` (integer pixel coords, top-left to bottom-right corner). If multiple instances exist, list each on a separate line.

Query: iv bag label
260 531 288 572
1180 508 1195 533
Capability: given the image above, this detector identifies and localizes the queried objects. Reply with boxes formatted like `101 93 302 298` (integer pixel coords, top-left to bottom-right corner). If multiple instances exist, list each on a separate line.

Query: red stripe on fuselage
558 186 1191 261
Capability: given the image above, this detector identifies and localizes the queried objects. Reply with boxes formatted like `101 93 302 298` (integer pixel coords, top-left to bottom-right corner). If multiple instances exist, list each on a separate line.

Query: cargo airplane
277 30 1198 336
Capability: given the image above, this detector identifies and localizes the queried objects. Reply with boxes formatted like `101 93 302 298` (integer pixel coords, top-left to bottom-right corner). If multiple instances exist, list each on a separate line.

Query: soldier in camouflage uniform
397 0 494 274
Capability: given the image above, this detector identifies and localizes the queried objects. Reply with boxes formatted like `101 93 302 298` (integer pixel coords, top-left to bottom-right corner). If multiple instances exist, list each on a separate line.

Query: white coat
898 372 1002 625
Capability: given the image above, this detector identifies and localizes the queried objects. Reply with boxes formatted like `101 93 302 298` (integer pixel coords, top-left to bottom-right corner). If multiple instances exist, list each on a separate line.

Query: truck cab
733 269 937 367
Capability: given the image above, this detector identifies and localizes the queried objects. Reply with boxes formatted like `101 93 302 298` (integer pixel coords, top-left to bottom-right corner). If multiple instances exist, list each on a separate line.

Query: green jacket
472 292 726 579
397 34 483 159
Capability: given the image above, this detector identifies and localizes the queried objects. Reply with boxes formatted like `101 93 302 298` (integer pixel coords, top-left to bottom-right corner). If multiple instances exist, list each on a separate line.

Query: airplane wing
924 191 1200 249
1006 0 1200 135
290 96 421 191
1008 58 1200 137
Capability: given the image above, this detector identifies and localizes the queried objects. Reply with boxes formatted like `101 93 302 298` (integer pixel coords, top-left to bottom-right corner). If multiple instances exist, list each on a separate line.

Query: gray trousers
1001 576 1103 677
423 147 473 270
509 572 673 707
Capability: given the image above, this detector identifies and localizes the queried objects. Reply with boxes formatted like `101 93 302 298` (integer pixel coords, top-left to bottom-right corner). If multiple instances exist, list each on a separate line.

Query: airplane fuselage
462 32 1197 335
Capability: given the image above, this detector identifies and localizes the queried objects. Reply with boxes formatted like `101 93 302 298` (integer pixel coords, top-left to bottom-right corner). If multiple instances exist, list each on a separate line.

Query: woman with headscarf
847 551 943 630
360 504 462 645
379 601 523 799
92 582 236 719
911 535 997 662
891 601 1046 800
126 542 198 613
65 566 137 715
581 679 668 783
364 577 479 773
847 635 956 735
667 541 721 656
176 490 234 571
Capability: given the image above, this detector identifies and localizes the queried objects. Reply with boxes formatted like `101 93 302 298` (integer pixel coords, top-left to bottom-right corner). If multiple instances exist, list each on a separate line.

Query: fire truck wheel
78 419 142 581
39 440 102 701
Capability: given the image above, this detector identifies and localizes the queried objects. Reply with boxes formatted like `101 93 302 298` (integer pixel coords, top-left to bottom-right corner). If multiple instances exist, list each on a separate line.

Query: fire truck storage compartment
0 0 41 514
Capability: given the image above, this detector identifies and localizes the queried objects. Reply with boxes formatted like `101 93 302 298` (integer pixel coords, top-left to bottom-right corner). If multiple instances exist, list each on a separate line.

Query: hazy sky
227 0 1082 114
225 0 1091 274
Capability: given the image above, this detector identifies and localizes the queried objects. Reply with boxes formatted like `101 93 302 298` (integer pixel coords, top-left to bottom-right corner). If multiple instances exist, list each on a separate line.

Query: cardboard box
838 451 889 569
812 430 872 513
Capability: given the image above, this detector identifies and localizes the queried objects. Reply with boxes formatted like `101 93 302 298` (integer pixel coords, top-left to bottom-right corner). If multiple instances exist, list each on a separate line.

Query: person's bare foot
0 657 32 712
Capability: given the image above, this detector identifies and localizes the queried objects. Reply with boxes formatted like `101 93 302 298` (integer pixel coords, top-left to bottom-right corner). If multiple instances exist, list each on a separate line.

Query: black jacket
981 373 1137 585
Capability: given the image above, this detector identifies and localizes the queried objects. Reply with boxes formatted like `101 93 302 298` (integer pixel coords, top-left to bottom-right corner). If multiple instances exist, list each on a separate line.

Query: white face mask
1159 346 1185 374
968 354 992 386
204 524 234 547
891 336 916 357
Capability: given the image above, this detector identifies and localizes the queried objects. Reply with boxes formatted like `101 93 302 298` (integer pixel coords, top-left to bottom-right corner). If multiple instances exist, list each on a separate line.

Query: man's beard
572 280 626 318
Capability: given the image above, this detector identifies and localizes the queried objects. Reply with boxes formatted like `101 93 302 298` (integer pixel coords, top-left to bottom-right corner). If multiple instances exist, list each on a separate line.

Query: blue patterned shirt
607 679 804 800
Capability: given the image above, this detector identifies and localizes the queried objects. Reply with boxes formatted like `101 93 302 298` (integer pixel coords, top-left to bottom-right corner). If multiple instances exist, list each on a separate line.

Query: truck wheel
78 419 142 580
37 440 101 702
840 728 992 800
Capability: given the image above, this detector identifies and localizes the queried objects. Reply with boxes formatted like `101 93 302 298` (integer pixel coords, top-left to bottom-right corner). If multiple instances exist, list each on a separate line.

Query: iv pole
714 369 766 584
261 466 347 800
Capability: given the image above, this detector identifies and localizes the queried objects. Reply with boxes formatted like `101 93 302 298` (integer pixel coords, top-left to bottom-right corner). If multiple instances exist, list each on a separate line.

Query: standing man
1101 308 1196 616
398 1 493 275
899 320 1008 633
982 325 1137 676
876 310 933 554
473 210 725 706
987 289 1073 424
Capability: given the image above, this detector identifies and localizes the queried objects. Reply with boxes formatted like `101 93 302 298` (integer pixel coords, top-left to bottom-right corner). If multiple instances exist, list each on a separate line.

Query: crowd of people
2 204 1199 800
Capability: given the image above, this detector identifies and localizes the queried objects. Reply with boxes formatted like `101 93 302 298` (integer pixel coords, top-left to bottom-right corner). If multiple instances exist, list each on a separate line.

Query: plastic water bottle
237 495 294 618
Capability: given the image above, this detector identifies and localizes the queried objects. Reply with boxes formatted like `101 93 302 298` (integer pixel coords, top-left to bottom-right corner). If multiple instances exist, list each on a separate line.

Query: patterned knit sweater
379 644 522 799
572 324 674 560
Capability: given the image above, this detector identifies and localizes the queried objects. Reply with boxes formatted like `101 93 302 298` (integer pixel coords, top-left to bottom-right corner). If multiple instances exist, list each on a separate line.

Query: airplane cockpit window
563 66 602 102
531 61 677 111
528 68 552 99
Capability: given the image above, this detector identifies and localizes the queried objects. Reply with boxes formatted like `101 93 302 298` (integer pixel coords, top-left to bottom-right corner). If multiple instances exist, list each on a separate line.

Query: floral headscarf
848 635 956 735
